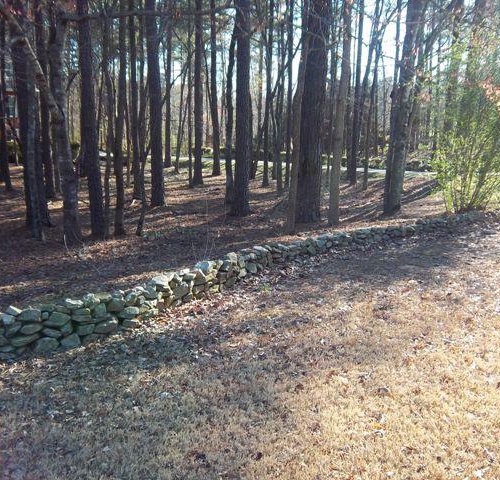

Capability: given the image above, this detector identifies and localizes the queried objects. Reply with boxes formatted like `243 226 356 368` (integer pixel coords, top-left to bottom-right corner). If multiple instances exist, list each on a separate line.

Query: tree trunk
328 0 353 226
129 0 141 199
262 0 274 187
164 3 173 168
192 0 204 186
77 0 105 239
383 0 428 214
224 23 237 204
230 0 251 216
145 0 165 205
209 0 221 176
284 0 294 190
0 18 12 191
295 0 330 223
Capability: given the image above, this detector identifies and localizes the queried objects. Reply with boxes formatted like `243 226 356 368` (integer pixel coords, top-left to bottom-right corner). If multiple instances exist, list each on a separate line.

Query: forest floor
1 215 499 479
0 160 442 309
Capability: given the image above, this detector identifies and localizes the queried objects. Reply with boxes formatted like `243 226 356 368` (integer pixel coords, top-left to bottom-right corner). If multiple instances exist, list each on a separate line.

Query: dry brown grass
1 221 500 479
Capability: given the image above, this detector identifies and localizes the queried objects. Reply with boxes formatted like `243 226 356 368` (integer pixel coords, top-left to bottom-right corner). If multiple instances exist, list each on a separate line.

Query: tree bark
209 0 221 176
295 0 330 223
224 23 236 204
77 0 106 239
164 1 173 168
0 18 12 191
229 0 251 216
145 0 165 205
192 0 204 186
328 0 353 226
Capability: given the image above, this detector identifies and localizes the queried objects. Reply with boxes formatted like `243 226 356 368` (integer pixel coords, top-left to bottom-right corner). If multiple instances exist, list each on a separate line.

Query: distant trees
0 0 497 243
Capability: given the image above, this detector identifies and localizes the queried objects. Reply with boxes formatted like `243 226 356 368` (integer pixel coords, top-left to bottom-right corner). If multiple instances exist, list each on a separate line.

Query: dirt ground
0 216 499 479
0 162 442 309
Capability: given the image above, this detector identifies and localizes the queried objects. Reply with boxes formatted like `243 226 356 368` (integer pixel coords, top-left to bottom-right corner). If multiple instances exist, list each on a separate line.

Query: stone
182 293 193 303
95 292 112 303
172 283 191 299
63 298 84 310
0 345 15 353
151 273 176 291
82 293 100 309
94 319 118 334
194 260 215 274
182 271 197 282
10 333 40 347
44 312 71 328
1 313 16 326
5 322 22 337
73 308 91 316
42 312 49 320
246 263 258 274
54 305 71 314
125 291 140 306
0 336 9 347
93 303 107 319
60 333 81 349
122 318 141 329
40 304 56 313
18 308 41 323
72 314 95 324
6 306 22 316
34 337 59 353
60 323 73 337
76 324 95 336
143 286 158 300
42 328 62 339
117 306 140 319
20 323 43 335
107 298 126 312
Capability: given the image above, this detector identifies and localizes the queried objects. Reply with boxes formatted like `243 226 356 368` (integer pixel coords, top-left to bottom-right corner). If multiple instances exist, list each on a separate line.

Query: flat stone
93 303 107 319
172 283 191 299
247 263 258 274
122 318 141 329
60 323 73 336
151 274 175 292
44 312 71 327
76 324 95 336
63 298 84 310
20 323 43 335
117 306 140 319
82 293 100 309
94 319 118 334
42 328 62 339
0 345 15 353
40 304 56 313
5 322 22 338
18 308 41 322
10 333 40 347
54 305 71 314
73 308 91 316
107 298 126 312
34 337 59 353
1 313 16 326
125 291 140 306
194 260 215 274
95 292 112 303
6 306 22 316
60 333 81 349
0 336 9 347
72 315 95 324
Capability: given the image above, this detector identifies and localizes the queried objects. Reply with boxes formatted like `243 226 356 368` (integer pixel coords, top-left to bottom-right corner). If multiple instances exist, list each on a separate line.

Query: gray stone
63 298 84 310
246 263 258 274
0 335 9 347
82 293 100 309
76 324 95 336
6 305 22 316
40 304 56 313
18 308 41 323
142 286 158 300
45 312 71 327
194 260 215 274
60 333 81 349
172 283 191 299
107 298 126 312
54 305 71 314
95 292 112 303
34 337 59 353
0 345 15 353
42 328 62 339
94 319 118 334
73 308 91 316
5 322 22 337
41 312 49 320
93 303 107 319
151 273 176 291
10 333 40 347
1 313 16 326
72 314 95 324
60 323 73 337
117 306 140 319
125 291 140 306
122 318 141 329
20 323 43 335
